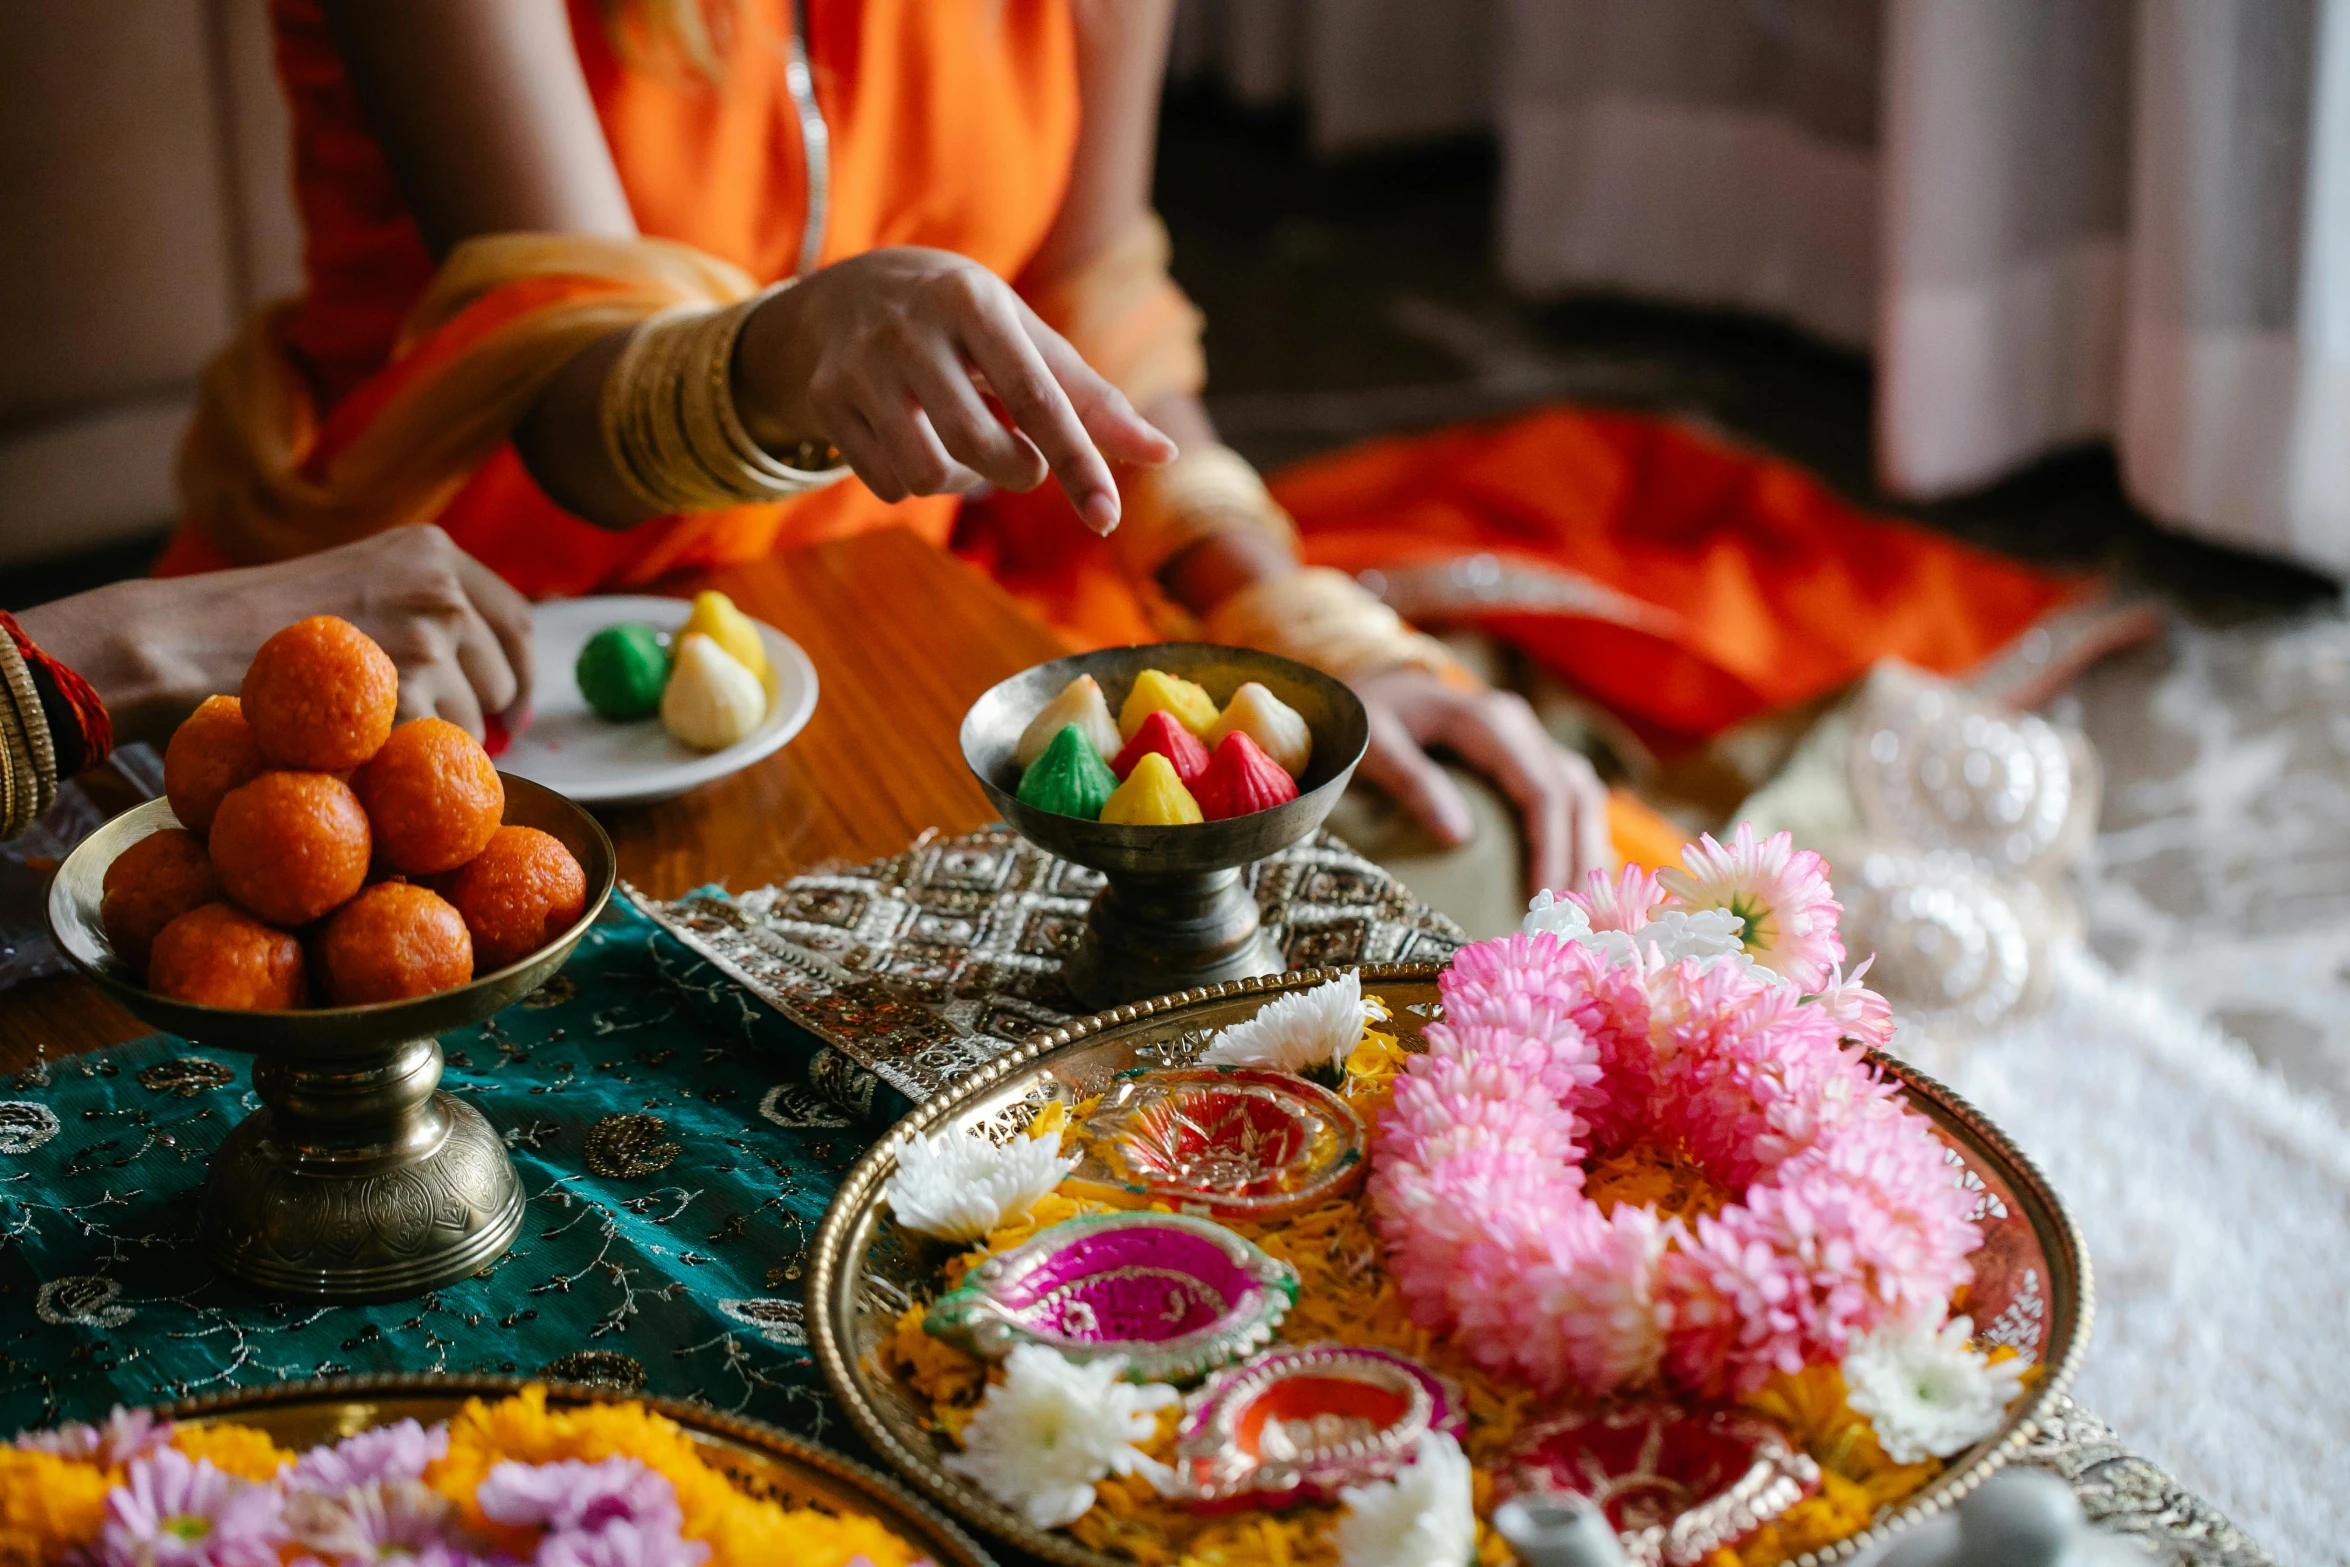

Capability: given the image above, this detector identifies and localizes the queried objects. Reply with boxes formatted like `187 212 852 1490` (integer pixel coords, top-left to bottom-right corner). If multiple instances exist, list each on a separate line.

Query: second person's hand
1350 668 1611 900
16 525 534 746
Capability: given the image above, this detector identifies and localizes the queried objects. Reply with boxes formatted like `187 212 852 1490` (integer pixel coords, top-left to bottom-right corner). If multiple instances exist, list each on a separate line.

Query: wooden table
0 527 1065 1073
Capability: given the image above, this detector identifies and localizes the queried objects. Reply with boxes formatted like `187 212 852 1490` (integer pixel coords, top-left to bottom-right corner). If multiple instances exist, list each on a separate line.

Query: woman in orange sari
125 0 1615 895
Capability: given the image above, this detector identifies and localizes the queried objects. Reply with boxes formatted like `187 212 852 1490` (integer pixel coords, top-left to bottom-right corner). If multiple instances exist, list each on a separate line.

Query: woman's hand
17 526 533 747
1350 668 1611 899
734 247 1177 533
1160 529 1612 898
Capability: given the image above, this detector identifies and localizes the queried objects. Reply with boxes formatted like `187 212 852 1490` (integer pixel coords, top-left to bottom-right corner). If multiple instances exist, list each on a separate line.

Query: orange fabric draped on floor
963 407 2087 753
1278 409 2089 750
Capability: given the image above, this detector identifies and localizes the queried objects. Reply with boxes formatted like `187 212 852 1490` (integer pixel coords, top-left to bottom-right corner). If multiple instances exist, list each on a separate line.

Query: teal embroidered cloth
0 897 859 1442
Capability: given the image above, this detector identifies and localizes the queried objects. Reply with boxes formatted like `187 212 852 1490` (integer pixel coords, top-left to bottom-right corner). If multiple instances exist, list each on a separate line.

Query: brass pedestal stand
961 643 1368 1009
49 777 614 1302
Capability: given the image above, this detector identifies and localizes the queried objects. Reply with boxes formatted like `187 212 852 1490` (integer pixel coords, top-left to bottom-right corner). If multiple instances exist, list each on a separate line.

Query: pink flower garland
1369 831 1979 1400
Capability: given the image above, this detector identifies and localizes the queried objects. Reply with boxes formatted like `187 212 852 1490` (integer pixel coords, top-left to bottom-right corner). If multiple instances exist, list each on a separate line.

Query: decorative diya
1067 1069 1367 1222
1498 1404 1823 1567
922 1212 1297 1384
1167 1343 1459 1507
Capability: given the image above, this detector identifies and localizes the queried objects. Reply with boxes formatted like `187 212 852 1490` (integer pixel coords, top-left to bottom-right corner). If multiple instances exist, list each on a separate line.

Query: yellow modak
674 590 768 682
1099 751 1204 825
1118 669 1219 740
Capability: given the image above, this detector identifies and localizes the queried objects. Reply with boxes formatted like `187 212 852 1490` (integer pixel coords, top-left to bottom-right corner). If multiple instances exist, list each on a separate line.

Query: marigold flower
0 1447 113 1564
169 1423 293 1484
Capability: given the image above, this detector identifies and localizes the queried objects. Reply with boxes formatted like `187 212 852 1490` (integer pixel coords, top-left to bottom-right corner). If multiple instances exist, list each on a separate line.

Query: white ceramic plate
500 595 818 807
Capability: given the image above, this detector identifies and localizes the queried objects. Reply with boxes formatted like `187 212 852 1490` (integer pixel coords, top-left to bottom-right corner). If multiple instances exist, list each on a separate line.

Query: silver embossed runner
630 826 1466 1121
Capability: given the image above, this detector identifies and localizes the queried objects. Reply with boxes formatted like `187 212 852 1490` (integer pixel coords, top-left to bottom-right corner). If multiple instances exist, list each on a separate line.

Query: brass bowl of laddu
47 774 616 1302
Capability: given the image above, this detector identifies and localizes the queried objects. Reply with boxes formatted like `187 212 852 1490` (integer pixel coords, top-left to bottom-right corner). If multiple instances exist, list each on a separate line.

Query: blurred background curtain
1173 0 2350 573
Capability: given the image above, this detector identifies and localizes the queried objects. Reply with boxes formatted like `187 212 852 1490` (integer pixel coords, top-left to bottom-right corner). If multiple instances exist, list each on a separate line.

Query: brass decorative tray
809 966 2093 1567
156 1372 995 1567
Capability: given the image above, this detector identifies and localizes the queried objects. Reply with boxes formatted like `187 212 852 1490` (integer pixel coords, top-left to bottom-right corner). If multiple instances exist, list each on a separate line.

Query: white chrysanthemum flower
1333 1431 1477 1567
882 1127 1076 1242
1523 887 1599 942
1843 1316 2028 1463
1627 907 1749 970
1198 970 1372 1076
1524 892 1750 975
942 1346 1179 1528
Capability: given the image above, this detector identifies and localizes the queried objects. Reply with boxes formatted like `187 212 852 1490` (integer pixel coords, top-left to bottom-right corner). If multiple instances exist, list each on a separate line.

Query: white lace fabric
1941 951 2350 1567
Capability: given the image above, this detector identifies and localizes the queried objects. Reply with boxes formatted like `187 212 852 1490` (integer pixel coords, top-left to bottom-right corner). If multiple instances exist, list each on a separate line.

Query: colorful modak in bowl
959 644 1369 1006
838 828 2086 1567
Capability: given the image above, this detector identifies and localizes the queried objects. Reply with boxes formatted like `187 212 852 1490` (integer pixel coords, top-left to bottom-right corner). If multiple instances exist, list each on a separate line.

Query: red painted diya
1498 1404 1821 1567
1168 1344 1460 1507
1067 1069 1367 1222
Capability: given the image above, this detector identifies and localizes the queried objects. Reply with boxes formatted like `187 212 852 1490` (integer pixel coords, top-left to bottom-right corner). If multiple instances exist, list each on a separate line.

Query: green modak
575 623 669 720
1015 723 1117 820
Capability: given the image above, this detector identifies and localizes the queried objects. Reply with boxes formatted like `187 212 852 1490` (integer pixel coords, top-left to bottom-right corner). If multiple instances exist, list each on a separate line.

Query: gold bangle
0 706 19 836
1202 566 1465 686
599 291 849 514
0 676 31 836
1117 443 1300 582
603 306 701 512
0 632 55 828
660 307 755 507
675 299 839 495
695 284 849 485
641 309 740 508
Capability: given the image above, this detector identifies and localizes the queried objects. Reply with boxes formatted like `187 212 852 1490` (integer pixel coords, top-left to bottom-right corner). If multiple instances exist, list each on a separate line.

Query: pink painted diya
1066 1069 1367 1222
922 1212 1298 1384
1497 1404 1822 1567
1167 1344 1461 1507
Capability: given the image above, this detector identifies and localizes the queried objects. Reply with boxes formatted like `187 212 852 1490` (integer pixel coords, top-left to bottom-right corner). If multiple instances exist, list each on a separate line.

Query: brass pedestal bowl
47 775 615 1302
960 643 1369 1008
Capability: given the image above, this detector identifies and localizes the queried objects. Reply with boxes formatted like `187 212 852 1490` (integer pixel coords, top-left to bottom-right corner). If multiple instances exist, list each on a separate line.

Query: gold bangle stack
1203 566 1467 687
600 283 851 513
0 633 58 837
1116 443 1301 582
